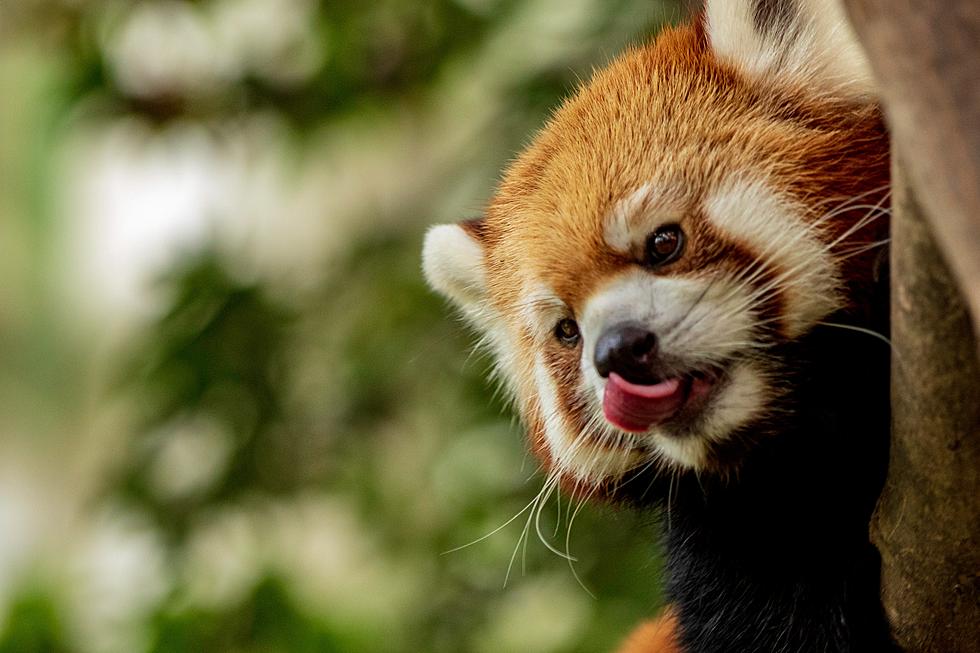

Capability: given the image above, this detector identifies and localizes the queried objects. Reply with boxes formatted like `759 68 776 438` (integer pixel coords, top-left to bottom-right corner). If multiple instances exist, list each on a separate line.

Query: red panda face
424 11 889 495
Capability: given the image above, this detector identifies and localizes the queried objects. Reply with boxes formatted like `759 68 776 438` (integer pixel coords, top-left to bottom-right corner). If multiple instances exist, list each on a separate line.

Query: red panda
423 1 897 651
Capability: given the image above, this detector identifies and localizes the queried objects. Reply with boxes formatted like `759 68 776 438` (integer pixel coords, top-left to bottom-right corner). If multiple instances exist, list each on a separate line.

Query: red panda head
424 1 889 495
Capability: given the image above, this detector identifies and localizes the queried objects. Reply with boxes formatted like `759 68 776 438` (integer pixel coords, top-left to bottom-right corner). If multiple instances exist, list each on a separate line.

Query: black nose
594 323 660 384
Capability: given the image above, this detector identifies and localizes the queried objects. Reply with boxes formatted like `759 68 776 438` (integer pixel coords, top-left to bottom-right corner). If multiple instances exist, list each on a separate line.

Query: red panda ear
422 219 490 318
705 0 876 101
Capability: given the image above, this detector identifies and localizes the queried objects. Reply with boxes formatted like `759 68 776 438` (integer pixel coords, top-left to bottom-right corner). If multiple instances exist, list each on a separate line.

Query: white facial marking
658 362 767 468
517 281 567 342
534 354 643 482
604 183 686 254
700 361 768 443
704 176 841 337
653 434 708 471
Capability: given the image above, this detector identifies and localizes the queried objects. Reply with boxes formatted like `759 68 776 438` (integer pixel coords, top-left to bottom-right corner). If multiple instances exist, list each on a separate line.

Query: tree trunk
840 2 980 651
872 158 980 651
841 0 980 350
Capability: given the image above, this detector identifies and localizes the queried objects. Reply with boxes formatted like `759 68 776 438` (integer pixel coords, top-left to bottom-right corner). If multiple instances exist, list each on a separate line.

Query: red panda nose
594 323 661 385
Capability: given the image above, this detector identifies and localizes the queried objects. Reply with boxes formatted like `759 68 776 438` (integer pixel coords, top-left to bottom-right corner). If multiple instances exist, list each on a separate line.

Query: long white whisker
441 493 540 554
504 500 538 588
565 484 599 599
817 321 893 351
534 477 578 561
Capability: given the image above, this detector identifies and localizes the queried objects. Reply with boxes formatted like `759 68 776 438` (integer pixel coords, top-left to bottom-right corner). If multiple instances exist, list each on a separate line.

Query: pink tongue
603 372 685 432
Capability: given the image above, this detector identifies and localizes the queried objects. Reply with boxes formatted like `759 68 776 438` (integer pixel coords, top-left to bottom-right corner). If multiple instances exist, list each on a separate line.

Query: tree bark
872 158 980 652
840 2 980 650
841 0 980 354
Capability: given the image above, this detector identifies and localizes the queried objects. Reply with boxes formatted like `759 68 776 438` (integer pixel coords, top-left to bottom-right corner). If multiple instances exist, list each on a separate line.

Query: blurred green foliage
120 257 297 539
148 577 347 653
0 1 681 651
0 592 71 653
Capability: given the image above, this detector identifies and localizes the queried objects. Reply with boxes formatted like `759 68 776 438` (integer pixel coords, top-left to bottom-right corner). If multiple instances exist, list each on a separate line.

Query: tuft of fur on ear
706 0 876 100
422 221 489 317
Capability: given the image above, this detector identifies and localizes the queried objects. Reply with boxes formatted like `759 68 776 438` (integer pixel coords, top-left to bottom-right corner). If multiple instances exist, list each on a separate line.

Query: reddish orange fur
615 610 682 653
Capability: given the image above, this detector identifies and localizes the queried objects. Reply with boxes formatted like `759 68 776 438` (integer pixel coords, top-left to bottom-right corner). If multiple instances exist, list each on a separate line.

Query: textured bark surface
842 0 980 350
840 2 980 651
871 160 980 652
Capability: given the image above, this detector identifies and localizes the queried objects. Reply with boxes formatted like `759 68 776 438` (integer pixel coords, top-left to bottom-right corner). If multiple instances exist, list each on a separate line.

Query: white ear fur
422 223 489 315
706 0 876 101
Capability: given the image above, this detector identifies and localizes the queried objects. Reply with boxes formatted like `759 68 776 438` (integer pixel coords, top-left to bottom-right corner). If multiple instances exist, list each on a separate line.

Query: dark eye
645 224 685 267
554 318 580 346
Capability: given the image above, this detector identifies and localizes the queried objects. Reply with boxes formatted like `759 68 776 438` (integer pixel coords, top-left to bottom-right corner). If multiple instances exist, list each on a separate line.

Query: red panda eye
554 318 581 346
645 224 685 267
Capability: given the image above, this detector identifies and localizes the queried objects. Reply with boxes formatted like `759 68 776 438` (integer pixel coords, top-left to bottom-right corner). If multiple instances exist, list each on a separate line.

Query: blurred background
0 1 681 651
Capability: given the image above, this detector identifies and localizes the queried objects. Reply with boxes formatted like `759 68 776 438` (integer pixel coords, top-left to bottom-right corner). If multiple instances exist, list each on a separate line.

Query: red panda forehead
491 26 769 200
489 22 884 217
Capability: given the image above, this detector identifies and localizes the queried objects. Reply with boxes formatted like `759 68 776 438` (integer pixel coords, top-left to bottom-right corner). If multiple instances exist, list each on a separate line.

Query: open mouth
602 369 719 433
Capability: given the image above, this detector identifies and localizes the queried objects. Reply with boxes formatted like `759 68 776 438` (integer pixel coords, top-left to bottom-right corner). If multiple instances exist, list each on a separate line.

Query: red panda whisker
723 220 830 294
838 243 890 261
720 203 888 322
728 193 889 293
620 452 670 495
815 321 895 353
814 200 890 228
661 287 755 353
657 275 745 350
666 468 679 533
835 239 891 262
564 482 600 599
664 284 780 353
442 492 541 555
736 229 889 328
825 202 891 239
693 468 708 502
660 276 724 337
521 515 529 578
839 237 891 252
803 183 892 213
553 488 562 538
725 201 887 302
637 450 673 504
825 210 891 252
504 496 538 588
820 188 891 232
534 477 578 561
513 472 563 581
